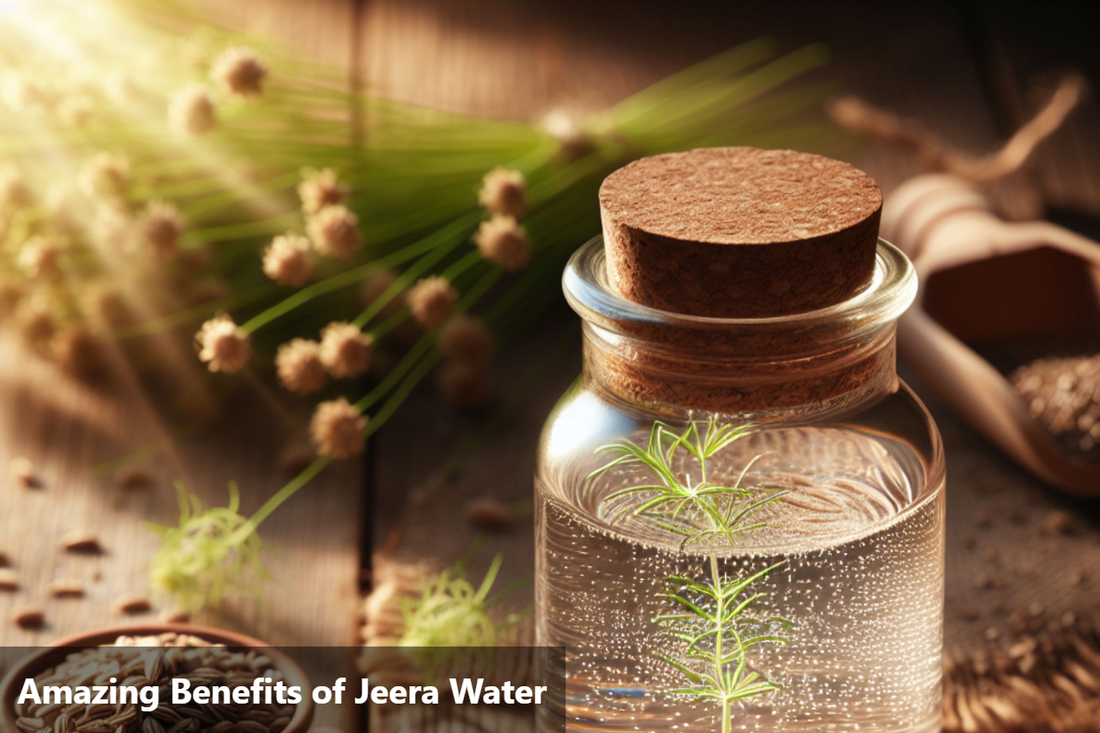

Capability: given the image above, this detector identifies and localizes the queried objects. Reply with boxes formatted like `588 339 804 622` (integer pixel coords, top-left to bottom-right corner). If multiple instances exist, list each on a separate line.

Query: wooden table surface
2 0 1099 679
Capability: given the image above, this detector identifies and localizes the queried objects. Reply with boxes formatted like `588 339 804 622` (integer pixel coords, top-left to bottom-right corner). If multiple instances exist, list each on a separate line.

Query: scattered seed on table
0 567 18 590
465 495 513 530
160 609 191 624
0 550 8 566
114 593 151 615
114 466 153 489
1042 510 1074 535
10 603 44 628
10 456 40 488
59 529 101 553
47 578 86 598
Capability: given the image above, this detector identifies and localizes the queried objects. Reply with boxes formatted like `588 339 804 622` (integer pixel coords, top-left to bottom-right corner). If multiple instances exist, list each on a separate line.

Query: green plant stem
712 555 731 733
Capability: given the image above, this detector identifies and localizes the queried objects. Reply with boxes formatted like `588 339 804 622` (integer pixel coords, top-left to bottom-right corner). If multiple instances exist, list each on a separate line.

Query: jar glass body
535 238 945 733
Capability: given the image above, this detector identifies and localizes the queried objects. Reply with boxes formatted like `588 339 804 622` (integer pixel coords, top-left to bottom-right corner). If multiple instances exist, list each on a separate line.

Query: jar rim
563 236 917 337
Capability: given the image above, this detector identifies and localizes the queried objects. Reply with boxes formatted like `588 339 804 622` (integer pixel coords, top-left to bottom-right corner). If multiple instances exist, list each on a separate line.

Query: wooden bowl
0 624 314 733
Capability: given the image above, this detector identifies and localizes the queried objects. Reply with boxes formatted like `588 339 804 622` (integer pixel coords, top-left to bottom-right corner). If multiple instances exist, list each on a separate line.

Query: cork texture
599 147 882 318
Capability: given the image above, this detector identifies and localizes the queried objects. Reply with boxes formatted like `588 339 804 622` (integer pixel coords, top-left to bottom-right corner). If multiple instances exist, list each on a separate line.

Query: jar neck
564 236 917 420
582 320 899 420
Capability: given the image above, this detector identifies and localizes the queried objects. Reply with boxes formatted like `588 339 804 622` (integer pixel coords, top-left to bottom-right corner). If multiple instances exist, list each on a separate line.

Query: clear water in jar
535 425 944 733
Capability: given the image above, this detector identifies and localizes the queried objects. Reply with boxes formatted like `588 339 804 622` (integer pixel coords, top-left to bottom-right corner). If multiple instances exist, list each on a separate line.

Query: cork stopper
599 148 883 318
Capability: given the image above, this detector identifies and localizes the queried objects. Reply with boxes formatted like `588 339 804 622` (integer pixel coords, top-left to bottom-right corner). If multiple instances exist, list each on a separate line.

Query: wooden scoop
884 174 1100 497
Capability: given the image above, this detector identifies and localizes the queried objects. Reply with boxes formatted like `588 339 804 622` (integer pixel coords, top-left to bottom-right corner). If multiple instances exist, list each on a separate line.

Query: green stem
711 555 731 733
242 210 480 334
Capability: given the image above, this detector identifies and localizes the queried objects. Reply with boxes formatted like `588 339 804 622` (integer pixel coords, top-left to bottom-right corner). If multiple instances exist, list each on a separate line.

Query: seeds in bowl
13 633 297 733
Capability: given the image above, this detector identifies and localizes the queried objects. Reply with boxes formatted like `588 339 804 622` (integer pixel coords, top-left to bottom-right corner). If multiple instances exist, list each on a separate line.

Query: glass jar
535 235 945 733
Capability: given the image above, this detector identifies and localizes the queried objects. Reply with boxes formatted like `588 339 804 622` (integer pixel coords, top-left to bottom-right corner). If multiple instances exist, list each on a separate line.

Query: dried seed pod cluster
168 85 217 136
474 168 531 271
13 633 298 733
310 397 367 459
406 277 457 330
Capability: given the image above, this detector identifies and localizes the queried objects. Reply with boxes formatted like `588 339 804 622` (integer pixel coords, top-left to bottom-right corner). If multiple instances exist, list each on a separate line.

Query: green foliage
399 551 528 682
593 420 787 546
400 552 527 648
656 557 789 731
594 421 793 731
147 482 266 611
2 1 841 613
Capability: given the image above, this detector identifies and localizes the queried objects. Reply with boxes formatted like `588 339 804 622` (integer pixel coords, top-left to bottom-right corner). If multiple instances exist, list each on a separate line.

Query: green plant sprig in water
592 420 792 732
592 420 787 547
656 557 790 733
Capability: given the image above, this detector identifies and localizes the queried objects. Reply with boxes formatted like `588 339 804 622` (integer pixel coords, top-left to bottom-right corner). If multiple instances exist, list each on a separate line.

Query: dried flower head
92 203 134 250
0 166 32 211
307 204 361 260
211 47 267 97
78 152 130 200
542 109 591 160
139 201 184 257
473 214 531 271
320 322 373 379
44 184 84 236
478 167 527 218
196 314 250 374
310 397 368 459
0 279 27 318
437 361 492 409
87 286 132 329
407 276 458 330
275 338 327 395
438 315 495 369
298 168 348 215
362 268 404 317
53 326 104 377
58 95 92 128
262 232 313 288
1 73 47 112
169 84 217 136
17 236 65 280
17 304 56 348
